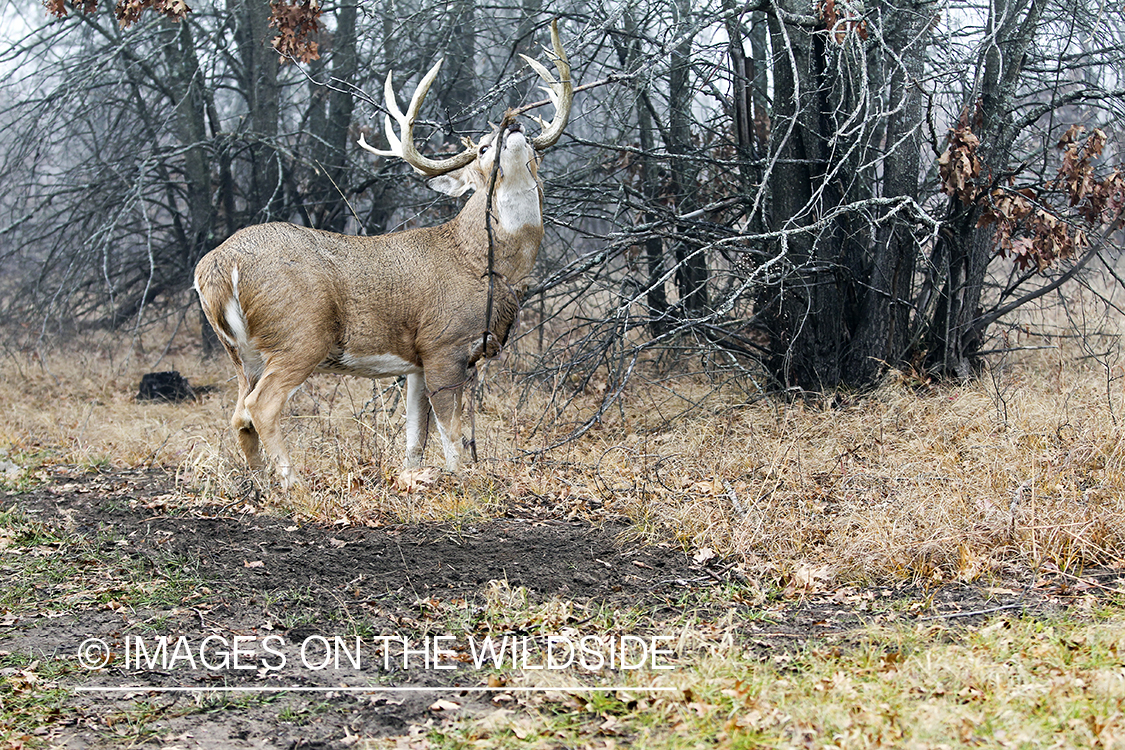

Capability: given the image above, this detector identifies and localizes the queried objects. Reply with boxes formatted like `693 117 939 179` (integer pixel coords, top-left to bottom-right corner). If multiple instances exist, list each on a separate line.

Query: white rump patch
223 265 265 382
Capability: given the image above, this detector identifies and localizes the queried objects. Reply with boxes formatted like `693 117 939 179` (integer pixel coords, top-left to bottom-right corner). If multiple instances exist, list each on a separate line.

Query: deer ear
428 163 487 197
427 170 475 197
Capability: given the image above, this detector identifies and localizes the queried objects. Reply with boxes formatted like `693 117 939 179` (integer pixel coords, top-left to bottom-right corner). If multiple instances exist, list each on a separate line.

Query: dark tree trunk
231 0 281 221
922 0 1044 377
441 0 476 143
667 0 708 316
723 0 767 205
614 10 670 335
760 3 847 390
306 2 358 232
163 20 213 280
161 20 222 353
507 0 542 109
841 0 926 385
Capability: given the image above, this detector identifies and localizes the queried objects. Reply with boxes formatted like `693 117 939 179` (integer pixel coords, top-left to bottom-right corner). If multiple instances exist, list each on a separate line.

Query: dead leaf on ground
48 483 87 495
786 563 834 596
599 715 626 735
693 547 716 565
475 708 515 736
394 468 440 493
429 698 460 711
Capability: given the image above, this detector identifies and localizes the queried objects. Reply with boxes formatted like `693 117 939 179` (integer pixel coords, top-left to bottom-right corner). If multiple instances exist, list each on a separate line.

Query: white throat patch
496 132 541 234
497 182 541 234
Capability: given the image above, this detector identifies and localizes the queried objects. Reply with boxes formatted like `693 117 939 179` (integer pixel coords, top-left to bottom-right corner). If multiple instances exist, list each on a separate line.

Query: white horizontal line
76 685 677 693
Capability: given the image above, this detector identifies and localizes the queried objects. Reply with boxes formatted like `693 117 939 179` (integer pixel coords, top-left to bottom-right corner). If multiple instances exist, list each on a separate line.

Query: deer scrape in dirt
0 467 1093 749
1 467 710 748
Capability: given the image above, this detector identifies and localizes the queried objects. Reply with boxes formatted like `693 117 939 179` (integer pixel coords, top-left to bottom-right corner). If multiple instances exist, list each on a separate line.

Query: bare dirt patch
3 467 711 748
2 467 1116 748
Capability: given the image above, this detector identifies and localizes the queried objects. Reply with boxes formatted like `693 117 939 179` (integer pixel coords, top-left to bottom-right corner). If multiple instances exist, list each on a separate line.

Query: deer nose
507 121 522 134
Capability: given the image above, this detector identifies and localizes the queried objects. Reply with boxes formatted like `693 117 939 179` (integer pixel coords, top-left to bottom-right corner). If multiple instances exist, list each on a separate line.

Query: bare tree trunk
306 2 358 232
668 0 708 316
923 0 1044 377
723 0 768 204
614 9 669 335
231 0 281 221
507 0 542 109
842 0 926 384
441 0 476 142
760 0 847 390
161 19 222 353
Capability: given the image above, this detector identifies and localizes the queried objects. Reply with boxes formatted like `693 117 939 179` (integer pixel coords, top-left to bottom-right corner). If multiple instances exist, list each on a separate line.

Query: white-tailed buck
194 22 572 489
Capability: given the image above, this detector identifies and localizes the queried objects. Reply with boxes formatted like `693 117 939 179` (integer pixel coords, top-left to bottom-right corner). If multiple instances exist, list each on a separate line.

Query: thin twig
917 602 1025 621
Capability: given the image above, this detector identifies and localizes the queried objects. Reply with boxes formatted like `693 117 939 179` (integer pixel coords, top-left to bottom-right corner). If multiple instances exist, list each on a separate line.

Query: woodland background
0 0 1123 405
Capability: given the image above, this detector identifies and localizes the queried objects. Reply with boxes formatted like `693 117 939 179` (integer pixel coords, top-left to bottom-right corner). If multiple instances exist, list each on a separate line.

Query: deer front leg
423 360 470 472
403 372 429 469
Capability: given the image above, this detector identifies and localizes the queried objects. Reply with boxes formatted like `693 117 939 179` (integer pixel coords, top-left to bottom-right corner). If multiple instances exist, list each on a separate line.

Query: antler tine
358 60 477 176
356 115 404 158
521 19 573 151
358 70 408 158
383 67 407 124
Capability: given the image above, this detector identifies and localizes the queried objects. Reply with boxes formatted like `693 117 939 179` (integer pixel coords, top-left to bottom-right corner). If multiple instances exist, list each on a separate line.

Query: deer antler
358 19 571 170
520 19 573 151
358 58 477 176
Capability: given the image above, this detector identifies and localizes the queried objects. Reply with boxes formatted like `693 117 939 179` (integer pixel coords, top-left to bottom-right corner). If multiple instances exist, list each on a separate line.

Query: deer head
358 19 572 177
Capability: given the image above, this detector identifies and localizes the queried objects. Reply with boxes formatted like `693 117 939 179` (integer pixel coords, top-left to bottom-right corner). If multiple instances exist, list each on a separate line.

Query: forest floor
3 327 1125 747
4 465 1125 748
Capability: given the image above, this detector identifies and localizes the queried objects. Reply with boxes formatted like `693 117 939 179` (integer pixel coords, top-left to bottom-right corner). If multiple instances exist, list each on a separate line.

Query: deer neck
454 182 544 283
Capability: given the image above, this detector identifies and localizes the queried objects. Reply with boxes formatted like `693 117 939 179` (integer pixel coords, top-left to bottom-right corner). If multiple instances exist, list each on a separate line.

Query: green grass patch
0 504 206 615
417 613 1125 749
0 652 75 748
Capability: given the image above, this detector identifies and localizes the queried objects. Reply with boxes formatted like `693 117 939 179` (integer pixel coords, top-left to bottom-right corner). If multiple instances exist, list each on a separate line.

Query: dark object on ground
136 371 195 403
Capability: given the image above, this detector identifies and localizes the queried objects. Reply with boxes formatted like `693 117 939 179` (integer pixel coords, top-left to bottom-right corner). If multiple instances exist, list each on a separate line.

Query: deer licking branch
194 22 572 490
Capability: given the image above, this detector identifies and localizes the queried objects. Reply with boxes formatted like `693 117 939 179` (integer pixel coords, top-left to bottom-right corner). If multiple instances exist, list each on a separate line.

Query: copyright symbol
77 638 111 669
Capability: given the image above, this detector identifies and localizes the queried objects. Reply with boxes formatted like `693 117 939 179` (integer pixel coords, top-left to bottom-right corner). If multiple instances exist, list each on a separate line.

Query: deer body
194 26 570 489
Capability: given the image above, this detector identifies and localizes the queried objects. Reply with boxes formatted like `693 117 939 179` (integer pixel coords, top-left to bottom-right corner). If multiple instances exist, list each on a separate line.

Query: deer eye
479 144 490 155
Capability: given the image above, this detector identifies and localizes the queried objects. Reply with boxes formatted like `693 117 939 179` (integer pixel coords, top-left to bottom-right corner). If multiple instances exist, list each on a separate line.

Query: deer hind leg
422 359 470 472
241 362 319 491
205 276 273 475
210 338 266 472
230 365 266 471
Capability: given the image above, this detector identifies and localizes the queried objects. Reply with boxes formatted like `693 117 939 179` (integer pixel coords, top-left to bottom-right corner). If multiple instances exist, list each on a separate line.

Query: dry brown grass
2 300 1123 587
